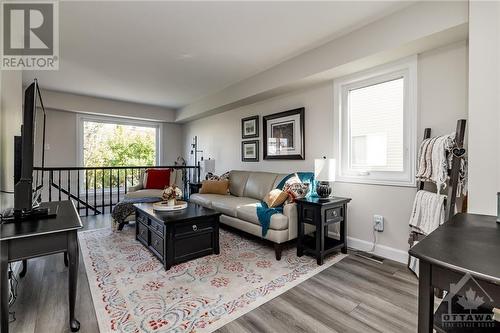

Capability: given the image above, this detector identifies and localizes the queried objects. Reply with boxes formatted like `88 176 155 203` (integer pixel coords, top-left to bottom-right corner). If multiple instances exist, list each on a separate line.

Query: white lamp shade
202 159 215 174
314 158 336 182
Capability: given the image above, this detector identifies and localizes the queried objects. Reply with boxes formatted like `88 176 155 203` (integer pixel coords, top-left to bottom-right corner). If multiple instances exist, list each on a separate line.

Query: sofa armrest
283 202 298 240
128 183 143 192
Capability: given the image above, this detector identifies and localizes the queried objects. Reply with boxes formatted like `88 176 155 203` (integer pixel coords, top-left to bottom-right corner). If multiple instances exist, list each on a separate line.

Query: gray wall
0 71 22 210
182 41 468 261
41 109 183 167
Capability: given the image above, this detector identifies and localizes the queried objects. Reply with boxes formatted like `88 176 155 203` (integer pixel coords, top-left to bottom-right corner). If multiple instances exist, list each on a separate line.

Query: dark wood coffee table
134 202 221 270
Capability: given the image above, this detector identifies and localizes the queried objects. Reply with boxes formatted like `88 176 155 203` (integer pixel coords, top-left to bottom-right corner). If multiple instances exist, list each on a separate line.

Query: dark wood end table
189 182 203 195
0 201 82 333
134 202 221 270
296 196 351 265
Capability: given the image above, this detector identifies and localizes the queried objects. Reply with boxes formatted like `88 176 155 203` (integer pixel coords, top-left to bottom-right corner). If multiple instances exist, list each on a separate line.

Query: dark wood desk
0 201 82 333
409 213 500 332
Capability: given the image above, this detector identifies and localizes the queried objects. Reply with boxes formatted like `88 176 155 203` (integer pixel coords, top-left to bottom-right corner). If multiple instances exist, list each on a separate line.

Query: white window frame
76 114 162 193
334 56 417 187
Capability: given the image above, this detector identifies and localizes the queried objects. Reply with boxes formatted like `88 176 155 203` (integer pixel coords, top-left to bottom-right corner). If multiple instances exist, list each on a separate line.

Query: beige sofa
190 170 300 260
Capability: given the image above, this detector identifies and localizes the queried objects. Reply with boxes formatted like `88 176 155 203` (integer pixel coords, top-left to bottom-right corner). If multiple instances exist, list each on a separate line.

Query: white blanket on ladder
409 190 446 235
408 190 446 276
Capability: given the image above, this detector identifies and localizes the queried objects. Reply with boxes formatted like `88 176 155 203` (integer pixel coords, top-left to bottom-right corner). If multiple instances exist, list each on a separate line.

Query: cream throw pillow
263 189 289 208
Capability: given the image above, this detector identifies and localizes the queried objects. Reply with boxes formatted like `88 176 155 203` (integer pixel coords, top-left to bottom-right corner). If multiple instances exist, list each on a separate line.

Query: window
77 115 161 189
335 57 417 186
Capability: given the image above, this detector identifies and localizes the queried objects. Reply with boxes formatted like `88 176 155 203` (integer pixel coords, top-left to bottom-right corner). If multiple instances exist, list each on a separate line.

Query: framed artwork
263 108 305 160
241 115 259 139
241 140 259 162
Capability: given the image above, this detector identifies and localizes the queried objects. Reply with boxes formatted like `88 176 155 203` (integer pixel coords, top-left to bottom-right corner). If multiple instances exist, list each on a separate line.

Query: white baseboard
346 236 409 264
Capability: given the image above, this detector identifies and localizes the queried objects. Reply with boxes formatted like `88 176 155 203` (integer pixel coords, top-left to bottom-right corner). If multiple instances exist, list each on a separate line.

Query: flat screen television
11 79 55 220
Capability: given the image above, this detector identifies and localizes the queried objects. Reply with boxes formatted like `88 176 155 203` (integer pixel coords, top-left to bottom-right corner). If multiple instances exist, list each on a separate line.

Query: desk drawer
150 232 164 258
149 218 164 235
137 222 148 245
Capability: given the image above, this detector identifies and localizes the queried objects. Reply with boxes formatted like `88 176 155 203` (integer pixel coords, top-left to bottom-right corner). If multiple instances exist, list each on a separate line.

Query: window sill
335 176 416 188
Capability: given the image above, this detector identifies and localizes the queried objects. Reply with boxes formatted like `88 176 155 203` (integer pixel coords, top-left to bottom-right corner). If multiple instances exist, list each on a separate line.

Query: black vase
316 181 332 198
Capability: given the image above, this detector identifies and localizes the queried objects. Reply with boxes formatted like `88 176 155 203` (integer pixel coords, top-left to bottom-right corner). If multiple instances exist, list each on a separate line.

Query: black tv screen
14 79 46 213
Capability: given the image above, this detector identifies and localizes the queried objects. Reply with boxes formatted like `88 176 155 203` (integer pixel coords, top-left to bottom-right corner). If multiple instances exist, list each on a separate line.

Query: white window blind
348 78 404 172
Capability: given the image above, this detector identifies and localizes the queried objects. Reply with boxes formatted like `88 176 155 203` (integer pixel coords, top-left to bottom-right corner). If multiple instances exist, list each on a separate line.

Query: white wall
182 41 468 261
467 1 500 215
177 1 468 122
0 71 23 210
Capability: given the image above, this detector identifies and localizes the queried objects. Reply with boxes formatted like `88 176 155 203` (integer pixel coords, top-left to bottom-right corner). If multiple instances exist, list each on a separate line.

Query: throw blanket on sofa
256 172 315 237
112 197 161 230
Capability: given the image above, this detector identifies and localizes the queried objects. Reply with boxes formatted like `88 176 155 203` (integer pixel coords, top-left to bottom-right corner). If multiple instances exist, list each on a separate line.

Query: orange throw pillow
199 180 229 195
263 189 288 208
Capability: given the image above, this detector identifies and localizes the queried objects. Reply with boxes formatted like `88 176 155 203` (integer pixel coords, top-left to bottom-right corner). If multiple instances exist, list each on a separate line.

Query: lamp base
316 181 332 198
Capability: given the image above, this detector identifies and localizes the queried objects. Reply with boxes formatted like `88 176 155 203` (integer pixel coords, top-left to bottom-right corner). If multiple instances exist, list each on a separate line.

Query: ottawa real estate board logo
1 1 59 70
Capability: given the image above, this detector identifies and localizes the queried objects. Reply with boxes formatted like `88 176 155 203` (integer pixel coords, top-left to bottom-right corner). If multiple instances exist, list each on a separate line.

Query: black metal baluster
131 168 134 186
109 169 113 212
39 170 43 201
117 169 120 203
67 170 71 200
101 169 105 214
58 170 61 201
77 170 80 213
94 169 97 215
85 170 89 216
124 169 128 194
49 170 53 202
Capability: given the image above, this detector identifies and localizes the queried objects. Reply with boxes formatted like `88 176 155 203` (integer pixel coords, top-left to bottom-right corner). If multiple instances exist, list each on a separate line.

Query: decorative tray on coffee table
153 200 188 211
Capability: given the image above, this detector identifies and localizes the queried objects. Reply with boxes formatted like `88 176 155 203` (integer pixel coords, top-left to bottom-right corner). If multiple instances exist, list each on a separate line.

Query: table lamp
202 158 215 179
314 157 336 198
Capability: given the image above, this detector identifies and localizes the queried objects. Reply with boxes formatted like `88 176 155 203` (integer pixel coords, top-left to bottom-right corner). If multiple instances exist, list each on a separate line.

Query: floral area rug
79 226 346 333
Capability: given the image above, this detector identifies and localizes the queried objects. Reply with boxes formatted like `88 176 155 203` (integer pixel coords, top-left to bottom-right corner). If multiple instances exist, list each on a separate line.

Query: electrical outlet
373 215 384 232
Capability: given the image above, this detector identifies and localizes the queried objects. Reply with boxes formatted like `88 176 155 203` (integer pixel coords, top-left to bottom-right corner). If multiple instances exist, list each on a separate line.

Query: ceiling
23 1 414 109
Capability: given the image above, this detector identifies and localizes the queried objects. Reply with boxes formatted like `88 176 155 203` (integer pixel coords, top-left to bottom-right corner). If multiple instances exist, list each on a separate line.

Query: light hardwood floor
9 215 418 333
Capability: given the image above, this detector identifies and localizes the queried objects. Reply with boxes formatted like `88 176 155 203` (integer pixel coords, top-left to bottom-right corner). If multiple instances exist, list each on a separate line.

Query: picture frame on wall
241 140 259 162
241 115 259 139
263 107 305 160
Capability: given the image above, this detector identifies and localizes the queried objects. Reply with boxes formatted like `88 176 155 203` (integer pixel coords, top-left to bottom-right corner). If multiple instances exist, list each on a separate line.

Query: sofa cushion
236 203 289 230
211 195 260 217
125 189 163 199
243 172 278 200
190 193 228 209
229 170 250 197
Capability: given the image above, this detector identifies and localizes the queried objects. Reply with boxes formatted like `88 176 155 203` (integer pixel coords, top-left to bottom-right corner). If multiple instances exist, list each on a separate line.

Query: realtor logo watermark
1 1 59 70
442 273 497 330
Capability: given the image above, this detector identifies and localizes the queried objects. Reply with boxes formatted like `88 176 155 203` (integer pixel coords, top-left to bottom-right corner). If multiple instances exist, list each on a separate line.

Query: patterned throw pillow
205 171 230 181
282 174 310 203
